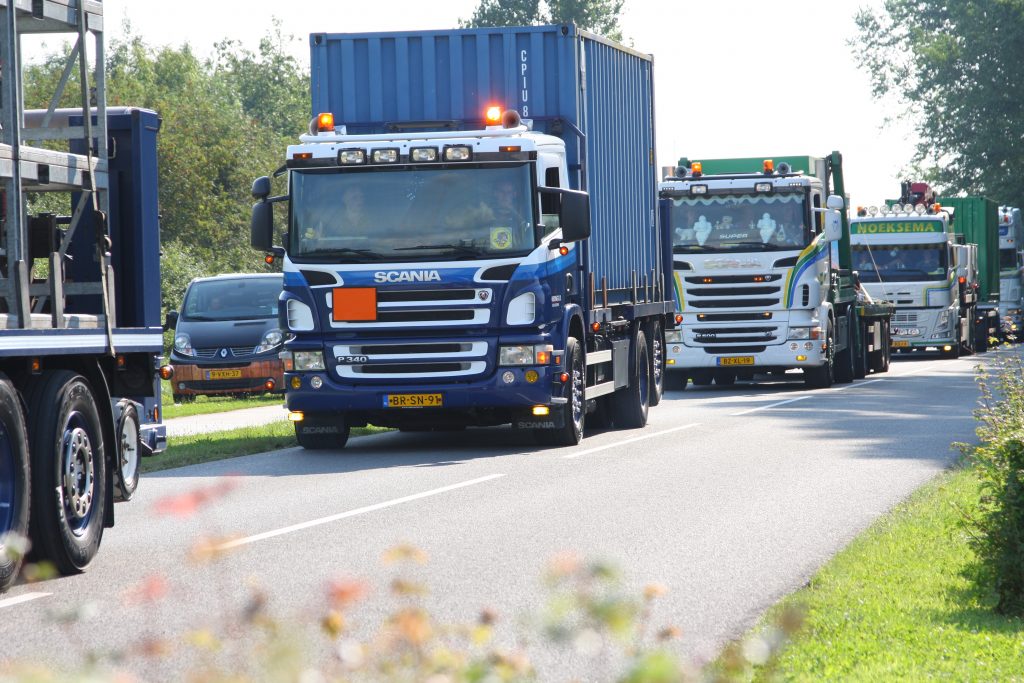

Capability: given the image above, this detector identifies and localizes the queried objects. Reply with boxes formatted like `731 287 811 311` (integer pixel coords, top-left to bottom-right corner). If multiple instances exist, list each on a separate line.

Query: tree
461 0 625 42
852 1 1024 207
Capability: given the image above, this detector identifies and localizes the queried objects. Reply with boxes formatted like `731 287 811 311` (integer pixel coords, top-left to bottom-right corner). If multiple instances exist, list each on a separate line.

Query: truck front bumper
664 337 827 371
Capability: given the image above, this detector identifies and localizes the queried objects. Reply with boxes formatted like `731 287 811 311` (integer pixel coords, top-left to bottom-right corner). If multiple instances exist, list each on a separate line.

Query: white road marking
828 378 887 392
0 592 50 609
562 423 700 459
214 473 506 551
730 396 810 416
893 364 941 377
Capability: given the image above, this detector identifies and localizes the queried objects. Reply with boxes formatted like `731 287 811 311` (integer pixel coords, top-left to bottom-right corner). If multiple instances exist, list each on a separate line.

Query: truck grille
683 275 781 310
689 325 780 348
892 312 920 324
194 346 258 359
328 287 492 329
332 340 490 381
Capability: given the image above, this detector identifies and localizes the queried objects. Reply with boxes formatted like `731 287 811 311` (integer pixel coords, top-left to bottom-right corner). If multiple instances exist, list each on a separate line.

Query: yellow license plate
206 369 242 380
386 393 443 408
717 356 755 366
893 341 910 348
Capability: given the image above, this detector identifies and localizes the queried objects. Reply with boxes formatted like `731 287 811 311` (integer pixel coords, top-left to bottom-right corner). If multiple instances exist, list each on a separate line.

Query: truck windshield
289 164 535 262
182 277 282 322
851 244 949 282
1000 248 1018 271
667 192 809 253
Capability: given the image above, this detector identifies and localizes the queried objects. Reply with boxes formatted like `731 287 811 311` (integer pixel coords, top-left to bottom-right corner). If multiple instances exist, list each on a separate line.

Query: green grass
750 467 1024 681
142 422 390 473
160 379 284 419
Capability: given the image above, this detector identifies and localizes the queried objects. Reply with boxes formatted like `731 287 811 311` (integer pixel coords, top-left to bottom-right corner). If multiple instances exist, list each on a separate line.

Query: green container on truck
937 196 1000 344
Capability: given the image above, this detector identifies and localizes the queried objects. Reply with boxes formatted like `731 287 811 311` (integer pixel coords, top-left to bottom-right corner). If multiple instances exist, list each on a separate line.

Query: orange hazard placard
332 287 377 321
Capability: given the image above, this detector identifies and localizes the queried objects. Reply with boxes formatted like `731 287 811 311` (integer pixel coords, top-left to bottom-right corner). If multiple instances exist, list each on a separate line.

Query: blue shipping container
310 25 661 304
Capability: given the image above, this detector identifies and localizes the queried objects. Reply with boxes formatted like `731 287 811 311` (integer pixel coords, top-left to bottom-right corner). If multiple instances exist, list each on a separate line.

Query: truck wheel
691 370 713 386
295 415 350 450
647 322 665 406
664 371 688 391
611 330 650 429
835 317 855 384
113 402 141 502
0 374 30 593
537 337 585 446
712 371 735 386
27 371 106 574
804 322 835 389
853 322 868 379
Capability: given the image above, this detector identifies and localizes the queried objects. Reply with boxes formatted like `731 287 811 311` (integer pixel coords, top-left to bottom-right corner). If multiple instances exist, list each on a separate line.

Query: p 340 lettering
336 355 369 364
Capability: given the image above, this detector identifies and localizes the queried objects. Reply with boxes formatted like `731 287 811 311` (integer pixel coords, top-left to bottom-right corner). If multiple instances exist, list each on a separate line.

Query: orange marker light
159 365 174 380
30 358 41 373
591 322 601 332
691 162 703 176
536 350 550 364
116 354 126 368
265 253 275 265
317 112 334 131
675 314 683 324
559 246 569 256
485 106 503 124
763 159 775 173
560 372 570 383
959 276 966 284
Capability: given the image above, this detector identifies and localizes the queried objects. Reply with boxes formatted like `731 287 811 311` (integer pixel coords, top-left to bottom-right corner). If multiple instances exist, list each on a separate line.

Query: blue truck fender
556 304 587 358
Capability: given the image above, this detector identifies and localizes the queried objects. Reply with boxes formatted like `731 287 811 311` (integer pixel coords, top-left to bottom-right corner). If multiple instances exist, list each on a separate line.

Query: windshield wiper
395 244 488 257
303 247 384 259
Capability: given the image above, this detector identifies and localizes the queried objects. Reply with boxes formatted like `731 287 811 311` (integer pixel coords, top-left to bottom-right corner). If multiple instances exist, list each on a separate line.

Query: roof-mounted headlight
338 149 366 165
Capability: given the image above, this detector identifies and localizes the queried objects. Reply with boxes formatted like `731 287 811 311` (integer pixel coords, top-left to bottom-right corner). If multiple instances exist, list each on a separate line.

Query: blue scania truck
251 25 674 449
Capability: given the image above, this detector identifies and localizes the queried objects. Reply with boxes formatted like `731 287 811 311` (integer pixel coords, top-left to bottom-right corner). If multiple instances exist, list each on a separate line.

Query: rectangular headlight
689 184 708 195
372 148 399 164
338 149 366 165
411 147 438 162
788 327 810 339
755 182 772 193
500 345 534 366
444 145 472 161
665 330 682 342
293 351 325 371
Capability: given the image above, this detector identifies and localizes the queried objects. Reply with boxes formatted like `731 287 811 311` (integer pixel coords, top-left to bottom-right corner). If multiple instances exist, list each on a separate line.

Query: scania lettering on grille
373 270 442 283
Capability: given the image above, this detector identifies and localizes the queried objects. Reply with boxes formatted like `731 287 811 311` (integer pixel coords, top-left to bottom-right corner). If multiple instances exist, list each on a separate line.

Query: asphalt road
0 347 1006 679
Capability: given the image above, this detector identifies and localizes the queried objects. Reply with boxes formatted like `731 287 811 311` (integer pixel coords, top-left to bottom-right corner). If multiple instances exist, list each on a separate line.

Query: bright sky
23 0 916 205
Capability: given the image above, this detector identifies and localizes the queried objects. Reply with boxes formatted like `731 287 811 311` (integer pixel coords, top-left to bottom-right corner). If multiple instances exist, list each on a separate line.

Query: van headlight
256 329 284 354
174 333 194 357
293 351 325 371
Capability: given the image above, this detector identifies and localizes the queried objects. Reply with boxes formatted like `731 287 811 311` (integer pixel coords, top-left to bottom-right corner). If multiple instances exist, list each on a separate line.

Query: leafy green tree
461 0 625 42
852 1 1024 207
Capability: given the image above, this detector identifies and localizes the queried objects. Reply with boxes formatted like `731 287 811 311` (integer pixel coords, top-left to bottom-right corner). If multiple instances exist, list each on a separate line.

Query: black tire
611 330 650 429
804 321 835 389
113 402 141 502
27 371 106 574
691 370 713 386
835 316 855 384
664 371 688 391
870 323 891 373
647 322 665 407
0 374 30 593
537 336 585 446
712 371 735 386
962 316 975 356
295 414 350 450
853 322 868 379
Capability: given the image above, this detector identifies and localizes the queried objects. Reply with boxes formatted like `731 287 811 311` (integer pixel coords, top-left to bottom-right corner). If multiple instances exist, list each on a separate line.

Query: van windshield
182 278 282 321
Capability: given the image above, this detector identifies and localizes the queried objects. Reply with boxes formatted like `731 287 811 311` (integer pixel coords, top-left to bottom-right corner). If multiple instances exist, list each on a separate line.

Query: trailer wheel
835 316 855 384
870 322 891 373
27 371 106 574
647 322 665 406
853 322 868 379
0 373 30 593
611 330 649 429
295 414 350 450
804 321 835 389
113 402 141 502
537 337 585 446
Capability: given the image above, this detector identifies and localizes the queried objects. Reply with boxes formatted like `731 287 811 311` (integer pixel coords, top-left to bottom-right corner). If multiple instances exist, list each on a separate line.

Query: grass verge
160 384 284 419
742 466 1024 681
142 422 390 473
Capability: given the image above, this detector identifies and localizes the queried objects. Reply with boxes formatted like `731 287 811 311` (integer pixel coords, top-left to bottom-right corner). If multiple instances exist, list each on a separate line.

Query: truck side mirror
826 194 844 210
252 176 271 200
251 200 274 251
560 189 592 243
822 211 843 243
164 310 179 331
